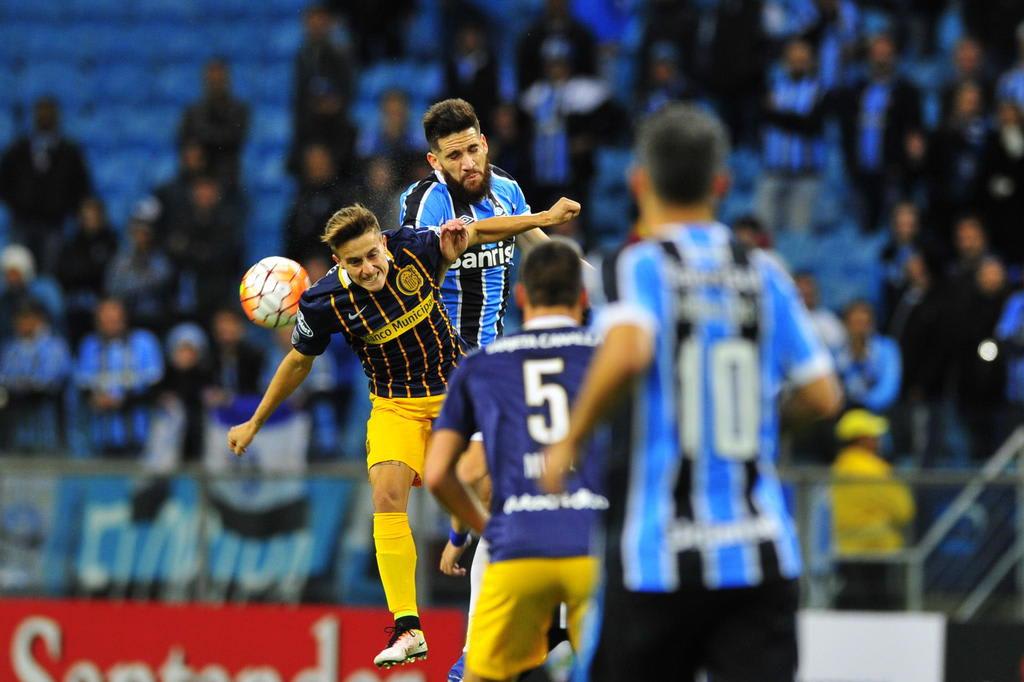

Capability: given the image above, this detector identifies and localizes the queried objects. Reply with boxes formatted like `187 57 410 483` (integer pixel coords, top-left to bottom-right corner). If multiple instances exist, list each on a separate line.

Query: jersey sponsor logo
362 293 435 345
501 488 609 514
295 309 313 337
450 243 515 271
396 265 424 296
668 516 782 552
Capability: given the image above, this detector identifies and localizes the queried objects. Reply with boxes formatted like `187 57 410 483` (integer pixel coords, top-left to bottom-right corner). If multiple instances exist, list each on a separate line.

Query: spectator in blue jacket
0 302 71 453
836 299 902 414
74 299 164 457
0 244 64 339
105 202 175 334
754 39 828 233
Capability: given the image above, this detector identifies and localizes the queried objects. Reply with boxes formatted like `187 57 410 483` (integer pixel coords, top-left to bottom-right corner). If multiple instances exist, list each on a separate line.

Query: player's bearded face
336 231 389 292
433 128 492 204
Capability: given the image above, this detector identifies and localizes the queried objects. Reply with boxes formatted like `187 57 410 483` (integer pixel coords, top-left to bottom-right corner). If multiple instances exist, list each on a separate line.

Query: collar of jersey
523 314 578 330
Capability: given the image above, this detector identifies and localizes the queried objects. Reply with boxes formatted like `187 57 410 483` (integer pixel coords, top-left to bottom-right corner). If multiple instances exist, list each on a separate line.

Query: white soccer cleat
373 628 428 669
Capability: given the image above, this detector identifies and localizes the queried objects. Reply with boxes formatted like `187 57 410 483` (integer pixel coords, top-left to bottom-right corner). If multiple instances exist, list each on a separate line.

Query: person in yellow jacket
831 409 915 608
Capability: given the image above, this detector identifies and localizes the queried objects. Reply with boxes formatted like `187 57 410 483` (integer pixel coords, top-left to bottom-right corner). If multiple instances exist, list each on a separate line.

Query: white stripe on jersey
414 181 439 227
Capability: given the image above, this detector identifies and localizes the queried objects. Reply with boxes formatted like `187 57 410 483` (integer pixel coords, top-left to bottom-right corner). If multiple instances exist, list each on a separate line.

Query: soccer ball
239 257 311 328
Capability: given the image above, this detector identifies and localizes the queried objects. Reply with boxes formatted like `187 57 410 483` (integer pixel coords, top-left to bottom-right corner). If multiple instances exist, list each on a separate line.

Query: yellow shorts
466 556 599 679
366 393 445 485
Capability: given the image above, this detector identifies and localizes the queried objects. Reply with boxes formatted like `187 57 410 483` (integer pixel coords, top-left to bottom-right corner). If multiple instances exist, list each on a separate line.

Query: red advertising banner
0 599 465 682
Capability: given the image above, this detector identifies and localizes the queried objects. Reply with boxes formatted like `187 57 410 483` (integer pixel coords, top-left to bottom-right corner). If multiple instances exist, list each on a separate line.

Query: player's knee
371 482 406 512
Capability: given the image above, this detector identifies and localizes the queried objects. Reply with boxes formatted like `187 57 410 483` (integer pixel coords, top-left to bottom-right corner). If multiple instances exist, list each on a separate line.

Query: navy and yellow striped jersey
399 166 530 348
435 317 606 562
290 227 465 398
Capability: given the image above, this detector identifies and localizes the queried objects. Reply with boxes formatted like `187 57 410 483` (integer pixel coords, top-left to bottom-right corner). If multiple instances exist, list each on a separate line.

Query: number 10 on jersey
679 338 761 462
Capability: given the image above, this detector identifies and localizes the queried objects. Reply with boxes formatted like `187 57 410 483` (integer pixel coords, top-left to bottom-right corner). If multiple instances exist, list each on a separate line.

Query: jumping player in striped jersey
543 105 843 681
227 203 575 670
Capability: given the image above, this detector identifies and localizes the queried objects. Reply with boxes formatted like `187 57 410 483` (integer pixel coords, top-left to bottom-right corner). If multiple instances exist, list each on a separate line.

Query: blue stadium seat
231 62 264 104
264 22 303 60
135 0 199 22
0 70 19 106
206 22 266 61
729 148 761 193
117 106 180 147
152 64 200 105
0 108 15 148
147 150 177 186
23 25 80 60
251 108 291 146
66 0 133 21
16 63 95 109
92 64 154 104
202 0 252 19
103 191 137 229
0 23 28 63
0 204 9 250
247 146 289 190
159 28 217 63
264 0 313 18
593 147 633 192
350 100 377 136
92 150 150 201
359 62 426 102
263 63 293 105
407 62 443 101
65 24 125 63
1 2 65 22
404 8 442 59
936 6 964 56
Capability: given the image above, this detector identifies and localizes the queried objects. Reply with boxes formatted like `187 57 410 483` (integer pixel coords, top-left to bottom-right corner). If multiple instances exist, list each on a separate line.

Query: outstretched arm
227 348 314 455
469 197 581 246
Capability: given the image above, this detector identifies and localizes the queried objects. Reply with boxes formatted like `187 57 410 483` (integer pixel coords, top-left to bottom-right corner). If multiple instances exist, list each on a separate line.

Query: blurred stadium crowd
3 0 1024 470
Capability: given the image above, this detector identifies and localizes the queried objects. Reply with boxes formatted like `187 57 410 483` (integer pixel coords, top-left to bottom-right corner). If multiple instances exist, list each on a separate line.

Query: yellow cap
835 409 889 441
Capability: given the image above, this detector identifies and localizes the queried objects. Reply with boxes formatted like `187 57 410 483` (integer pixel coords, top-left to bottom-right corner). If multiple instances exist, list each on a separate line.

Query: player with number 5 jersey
427 240 606 682
542 105 842 682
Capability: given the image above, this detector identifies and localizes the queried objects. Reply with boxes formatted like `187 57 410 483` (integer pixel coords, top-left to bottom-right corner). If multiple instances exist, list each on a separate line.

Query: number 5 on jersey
523 359 570 445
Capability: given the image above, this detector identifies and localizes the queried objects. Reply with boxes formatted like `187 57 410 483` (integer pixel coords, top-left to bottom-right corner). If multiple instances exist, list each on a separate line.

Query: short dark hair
321 204 381 251
519 238 582 307
422 98 481 150
635 103 729 205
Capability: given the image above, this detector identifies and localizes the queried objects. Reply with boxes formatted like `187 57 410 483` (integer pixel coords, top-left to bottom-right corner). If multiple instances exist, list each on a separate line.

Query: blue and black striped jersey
398 166 530 348
291 227 464 398
592 222 833 592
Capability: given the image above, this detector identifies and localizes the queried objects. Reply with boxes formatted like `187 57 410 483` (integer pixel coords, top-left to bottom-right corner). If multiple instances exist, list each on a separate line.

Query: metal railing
4 443 1024 620
782 427 1024 620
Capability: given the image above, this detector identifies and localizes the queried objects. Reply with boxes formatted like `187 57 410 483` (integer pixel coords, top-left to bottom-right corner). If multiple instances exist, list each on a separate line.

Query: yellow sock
373 512 418 619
